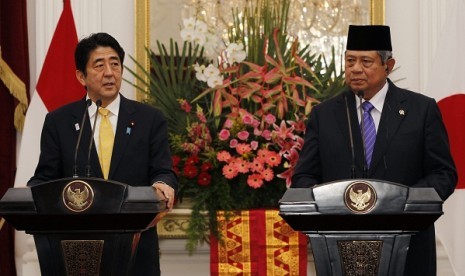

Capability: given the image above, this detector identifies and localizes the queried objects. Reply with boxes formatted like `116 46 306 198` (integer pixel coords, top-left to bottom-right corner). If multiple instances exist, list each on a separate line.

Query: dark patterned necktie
362 101 376 167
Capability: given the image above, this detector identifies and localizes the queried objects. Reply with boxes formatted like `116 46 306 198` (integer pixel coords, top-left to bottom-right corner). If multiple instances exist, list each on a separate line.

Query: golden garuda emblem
344 181 377 214
350 188 371 210
62 180 94 212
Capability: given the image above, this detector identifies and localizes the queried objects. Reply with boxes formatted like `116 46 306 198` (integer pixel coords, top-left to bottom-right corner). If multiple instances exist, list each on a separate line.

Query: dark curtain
0 0 30 275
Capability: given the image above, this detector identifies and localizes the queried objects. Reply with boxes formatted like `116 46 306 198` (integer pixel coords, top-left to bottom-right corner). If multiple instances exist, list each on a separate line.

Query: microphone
357 91 368 178
344 94 356 179
85 99 102 177
73 99 92 177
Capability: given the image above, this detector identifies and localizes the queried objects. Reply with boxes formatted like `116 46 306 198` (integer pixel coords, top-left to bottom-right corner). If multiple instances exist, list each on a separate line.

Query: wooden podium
279 179 443 276
0 177 166 276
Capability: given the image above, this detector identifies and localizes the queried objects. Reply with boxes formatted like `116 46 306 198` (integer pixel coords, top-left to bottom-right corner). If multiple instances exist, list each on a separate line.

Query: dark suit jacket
28 95 178 275
292 80 457 276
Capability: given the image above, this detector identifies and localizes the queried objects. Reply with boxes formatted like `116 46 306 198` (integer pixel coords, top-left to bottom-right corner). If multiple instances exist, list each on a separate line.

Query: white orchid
182 17 197 30
192 32 207 46
194 20 208 33
194 63 207 82
180 28 196 42
207 74 224 88
203 64 221 78
225 42 247 64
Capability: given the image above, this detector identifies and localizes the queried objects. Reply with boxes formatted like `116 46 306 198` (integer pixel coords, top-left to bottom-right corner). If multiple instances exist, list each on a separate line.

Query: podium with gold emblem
279 179 443 276
0 177 166 276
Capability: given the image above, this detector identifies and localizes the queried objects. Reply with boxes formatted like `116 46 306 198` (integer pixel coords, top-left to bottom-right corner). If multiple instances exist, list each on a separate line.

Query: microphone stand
73 99 92 177
344 94 356 179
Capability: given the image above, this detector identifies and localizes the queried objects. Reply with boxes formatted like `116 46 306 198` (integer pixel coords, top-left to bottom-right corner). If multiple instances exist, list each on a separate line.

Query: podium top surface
0 177 167 232
279 179 443 232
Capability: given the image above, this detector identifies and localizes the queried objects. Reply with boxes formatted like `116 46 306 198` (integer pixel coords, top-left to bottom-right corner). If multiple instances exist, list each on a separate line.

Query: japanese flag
424 1 465 275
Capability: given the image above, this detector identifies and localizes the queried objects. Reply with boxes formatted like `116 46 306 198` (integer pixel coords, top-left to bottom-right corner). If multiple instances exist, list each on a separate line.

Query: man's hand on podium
152 181 175 210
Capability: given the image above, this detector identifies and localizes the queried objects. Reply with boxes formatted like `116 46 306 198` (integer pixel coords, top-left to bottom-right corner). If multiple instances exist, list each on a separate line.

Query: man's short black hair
74 32 125 75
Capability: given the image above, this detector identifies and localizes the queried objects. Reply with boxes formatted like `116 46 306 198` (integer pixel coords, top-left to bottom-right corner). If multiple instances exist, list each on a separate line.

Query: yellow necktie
98 108 114 179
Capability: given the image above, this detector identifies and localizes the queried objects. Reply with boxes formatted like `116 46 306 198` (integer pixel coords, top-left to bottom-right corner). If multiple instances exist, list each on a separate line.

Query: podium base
309 233 411 276
34 232 138 276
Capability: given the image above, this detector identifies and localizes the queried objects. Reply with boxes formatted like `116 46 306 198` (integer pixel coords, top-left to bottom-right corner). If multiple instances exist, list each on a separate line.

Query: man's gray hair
377 51 393 64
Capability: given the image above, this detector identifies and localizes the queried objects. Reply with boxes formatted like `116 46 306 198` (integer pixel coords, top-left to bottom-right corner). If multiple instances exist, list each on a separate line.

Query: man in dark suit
291 25 457 275
28 32 177 275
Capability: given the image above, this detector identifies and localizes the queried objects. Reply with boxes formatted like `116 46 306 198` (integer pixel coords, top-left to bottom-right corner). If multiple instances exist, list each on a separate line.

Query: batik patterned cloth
210 209 307 275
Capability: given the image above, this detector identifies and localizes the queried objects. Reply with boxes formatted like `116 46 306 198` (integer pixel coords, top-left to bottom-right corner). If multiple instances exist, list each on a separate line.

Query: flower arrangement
127 0 345 252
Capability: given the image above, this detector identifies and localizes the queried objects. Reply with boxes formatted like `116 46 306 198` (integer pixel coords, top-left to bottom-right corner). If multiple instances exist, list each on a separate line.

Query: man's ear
386 58 396 74
75 70 86 86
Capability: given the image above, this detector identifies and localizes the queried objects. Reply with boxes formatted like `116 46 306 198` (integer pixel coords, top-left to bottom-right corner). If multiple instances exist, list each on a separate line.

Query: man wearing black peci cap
291 25 457 275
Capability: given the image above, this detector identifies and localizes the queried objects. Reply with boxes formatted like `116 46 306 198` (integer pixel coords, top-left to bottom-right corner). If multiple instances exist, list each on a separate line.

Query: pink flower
261 168 274 181
242 113 254 125
250 141 259 150
266 151 282 167
257 148 271 161
178 99 192 113
234 158 249 173
224 119 233 128
218 129 231 141
261 129 272 140
222 164 239 179
247 174 264 188
251 119 260 128
287 114 307 133
237 130 249 141
229 139 238 148
253 128 262 136
250 157 264 173
277 168 294 188
278 148 301 187
236 143 252 155
264 114 276 125
196 109 207 123
217 151 232 162
273 120 295 140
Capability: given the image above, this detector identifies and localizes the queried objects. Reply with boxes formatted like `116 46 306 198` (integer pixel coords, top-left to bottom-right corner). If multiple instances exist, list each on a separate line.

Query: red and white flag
424 1 465 275
14 0 83 187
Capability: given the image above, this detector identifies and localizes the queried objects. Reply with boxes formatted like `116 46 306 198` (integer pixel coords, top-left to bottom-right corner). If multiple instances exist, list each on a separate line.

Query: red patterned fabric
211 209 307 275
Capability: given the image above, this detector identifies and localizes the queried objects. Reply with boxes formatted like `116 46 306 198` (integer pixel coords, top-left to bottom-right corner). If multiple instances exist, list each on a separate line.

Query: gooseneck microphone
357 91 368 178
85 99 102 177
73 99 92 177
344 94 356 179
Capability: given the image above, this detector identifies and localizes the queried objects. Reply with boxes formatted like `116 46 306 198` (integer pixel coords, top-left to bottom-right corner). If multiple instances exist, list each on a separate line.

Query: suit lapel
109 96 135 179
369 82 408 174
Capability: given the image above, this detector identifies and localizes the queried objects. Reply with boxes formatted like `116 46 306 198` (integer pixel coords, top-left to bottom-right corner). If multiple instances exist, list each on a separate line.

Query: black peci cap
346 25 392 51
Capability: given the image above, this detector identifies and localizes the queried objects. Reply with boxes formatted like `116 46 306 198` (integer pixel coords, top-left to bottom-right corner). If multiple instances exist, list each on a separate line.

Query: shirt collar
87 94 121 117
356 81 388 112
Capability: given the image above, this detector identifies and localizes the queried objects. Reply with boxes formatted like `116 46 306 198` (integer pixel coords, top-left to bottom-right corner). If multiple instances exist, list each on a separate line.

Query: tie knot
99 107 110 117
362 101 374 113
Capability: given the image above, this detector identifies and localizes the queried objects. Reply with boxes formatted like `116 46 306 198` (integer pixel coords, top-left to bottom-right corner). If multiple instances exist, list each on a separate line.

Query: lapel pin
399 109 405 116
126 121 135 135
75 123 80 131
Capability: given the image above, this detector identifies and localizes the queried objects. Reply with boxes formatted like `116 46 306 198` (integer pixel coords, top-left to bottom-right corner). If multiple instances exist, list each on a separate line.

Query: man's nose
103 63 114 76
351 61 364 73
